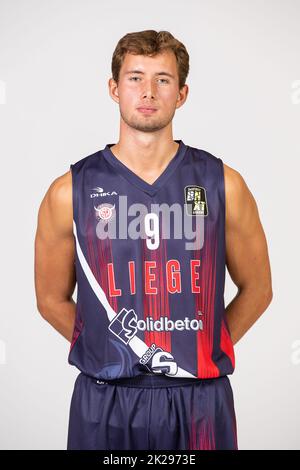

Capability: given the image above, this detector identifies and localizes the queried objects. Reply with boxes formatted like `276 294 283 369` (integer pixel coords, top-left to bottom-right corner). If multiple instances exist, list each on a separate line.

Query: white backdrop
0 0 299 450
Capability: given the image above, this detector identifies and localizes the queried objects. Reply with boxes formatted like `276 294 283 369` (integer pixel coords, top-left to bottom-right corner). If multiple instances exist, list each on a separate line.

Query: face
108 50 188 133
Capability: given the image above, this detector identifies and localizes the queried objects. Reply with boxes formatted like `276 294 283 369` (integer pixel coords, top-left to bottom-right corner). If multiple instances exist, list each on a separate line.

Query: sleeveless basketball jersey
68 139 235 380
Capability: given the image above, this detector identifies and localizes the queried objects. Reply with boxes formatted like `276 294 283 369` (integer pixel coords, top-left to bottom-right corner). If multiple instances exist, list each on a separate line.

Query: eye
129 77 170 84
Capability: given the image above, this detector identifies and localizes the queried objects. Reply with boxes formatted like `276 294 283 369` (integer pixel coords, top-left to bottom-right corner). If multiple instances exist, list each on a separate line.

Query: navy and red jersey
68 139 235 380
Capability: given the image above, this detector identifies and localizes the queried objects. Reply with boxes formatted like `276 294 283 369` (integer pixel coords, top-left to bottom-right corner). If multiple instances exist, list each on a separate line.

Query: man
34 30 273 450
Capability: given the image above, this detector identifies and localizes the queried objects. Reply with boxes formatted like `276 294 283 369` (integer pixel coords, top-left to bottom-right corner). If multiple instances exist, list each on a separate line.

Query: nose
141 79 156 99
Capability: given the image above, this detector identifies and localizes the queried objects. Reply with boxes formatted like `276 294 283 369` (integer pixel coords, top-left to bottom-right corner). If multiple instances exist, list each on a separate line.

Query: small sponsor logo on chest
184 185 208 216
90 186 118 198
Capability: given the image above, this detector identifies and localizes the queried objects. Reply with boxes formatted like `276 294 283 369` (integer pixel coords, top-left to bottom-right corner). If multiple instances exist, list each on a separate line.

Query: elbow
36 300 51 320
261 284 273 310
239 282 273 307
36 302 46 318
265 284 273 303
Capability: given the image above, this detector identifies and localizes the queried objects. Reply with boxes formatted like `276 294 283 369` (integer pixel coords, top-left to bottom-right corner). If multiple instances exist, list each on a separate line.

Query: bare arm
34 170 76 342
223 163 273 345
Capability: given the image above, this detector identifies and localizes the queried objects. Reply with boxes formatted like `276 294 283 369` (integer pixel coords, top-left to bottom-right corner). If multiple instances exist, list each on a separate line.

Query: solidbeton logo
108 308 138 344
107 308 181 375
108 307 203 346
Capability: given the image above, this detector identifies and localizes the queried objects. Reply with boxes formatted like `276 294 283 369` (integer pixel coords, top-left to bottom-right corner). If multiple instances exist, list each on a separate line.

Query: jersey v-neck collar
100 139 188 197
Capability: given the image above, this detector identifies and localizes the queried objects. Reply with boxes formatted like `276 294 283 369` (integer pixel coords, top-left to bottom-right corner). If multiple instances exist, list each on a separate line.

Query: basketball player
34 30 273 450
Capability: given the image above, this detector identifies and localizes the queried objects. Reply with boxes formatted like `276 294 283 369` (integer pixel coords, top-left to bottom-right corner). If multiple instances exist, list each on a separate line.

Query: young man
34 30 273 450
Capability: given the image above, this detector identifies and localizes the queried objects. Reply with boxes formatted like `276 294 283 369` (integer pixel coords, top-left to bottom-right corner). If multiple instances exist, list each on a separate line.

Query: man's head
108 30 189 133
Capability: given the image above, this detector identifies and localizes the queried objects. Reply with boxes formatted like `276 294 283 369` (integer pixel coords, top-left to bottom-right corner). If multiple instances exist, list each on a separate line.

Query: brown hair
111 30 189 90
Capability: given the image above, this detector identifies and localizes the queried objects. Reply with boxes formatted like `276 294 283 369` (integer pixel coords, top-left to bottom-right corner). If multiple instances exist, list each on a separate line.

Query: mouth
137 107 158 115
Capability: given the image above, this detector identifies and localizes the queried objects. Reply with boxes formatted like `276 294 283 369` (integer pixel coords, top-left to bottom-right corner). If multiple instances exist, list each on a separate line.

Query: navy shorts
67 372 238 450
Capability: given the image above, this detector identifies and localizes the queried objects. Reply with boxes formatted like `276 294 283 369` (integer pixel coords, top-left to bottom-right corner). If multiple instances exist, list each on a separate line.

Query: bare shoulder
47 169 72 206
223 162 254 201
37 170 73 237
223 162 247 196
222 162 259 227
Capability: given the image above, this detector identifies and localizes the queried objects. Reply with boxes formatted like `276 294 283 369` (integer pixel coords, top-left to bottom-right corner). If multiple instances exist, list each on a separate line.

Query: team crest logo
94 203 116 223
184 185 208 216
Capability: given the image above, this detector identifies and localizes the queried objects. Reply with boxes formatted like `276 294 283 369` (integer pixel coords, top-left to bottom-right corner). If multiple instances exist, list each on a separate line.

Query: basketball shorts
67 372 238 450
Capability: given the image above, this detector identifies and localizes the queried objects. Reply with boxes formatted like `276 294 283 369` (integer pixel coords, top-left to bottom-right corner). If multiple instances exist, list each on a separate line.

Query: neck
109 139 180 184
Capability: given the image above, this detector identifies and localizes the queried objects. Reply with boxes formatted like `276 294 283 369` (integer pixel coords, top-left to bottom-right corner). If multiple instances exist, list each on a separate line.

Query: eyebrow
124 70 175 79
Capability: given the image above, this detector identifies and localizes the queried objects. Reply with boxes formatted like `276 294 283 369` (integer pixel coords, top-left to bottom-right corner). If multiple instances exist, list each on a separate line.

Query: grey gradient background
0 0 299 450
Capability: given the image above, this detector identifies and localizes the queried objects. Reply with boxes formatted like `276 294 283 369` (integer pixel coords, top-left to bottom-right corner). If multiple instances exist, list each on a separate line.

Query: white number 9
144 213 159 250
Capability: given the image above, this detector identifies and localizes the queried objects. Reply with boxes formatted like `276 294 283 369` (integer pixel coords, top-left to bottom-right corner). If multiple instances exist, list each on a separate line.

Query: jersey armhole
218 157 226 272
218 157 226 221
69 163 77 230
